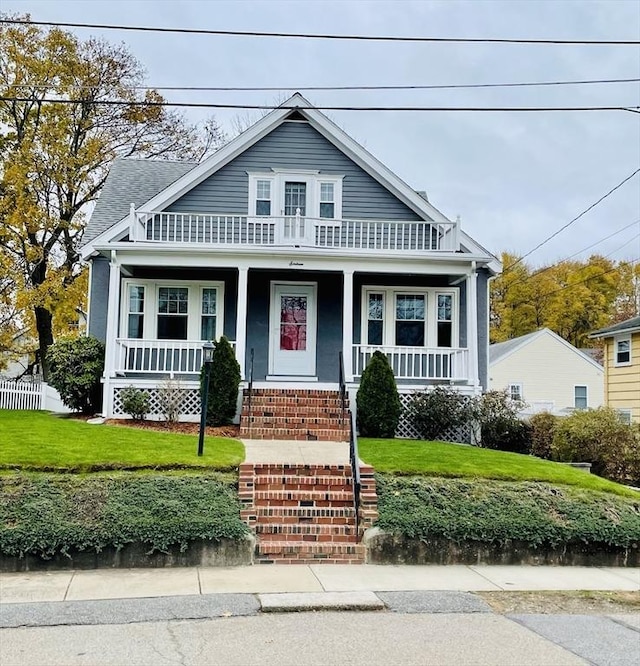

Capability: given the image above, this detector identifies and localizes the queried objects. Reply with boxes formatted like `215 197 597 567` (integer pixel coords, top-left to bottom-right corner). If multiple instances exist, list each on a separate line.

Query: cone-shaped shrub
356 351 402 437
201 336 241 426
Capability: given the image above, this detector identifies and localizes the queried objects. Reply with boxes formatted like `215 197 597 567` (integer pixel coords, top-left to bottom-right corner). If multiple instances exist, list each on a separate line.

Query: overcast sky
5 0 640 267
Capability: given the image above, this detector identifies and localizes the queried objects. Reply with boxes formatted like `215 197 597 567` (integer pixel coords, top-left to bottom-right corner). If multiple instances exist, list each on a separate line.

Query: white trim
467 267 480 389
343 270 354 382
235 268 249 380
614 334 632 367
81 93 500 273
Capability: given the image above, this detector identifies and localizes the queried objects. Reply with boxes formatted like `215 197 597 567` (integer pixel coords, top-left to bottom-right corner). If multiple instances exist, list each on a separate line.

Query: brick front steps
240 463 378 564
239 389 350 441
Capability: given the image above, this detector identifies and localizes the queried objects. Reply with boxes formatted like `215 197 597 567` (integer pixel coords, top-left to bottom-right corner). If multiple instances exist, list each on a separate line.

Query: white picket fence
0 380 70 412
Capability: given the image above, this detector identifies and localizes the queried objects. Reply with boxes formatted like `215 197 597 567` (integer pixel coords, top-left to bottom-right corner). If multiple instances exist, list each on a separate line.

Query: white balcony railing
115 339 235 374
131 211 459 253
352 345 469 381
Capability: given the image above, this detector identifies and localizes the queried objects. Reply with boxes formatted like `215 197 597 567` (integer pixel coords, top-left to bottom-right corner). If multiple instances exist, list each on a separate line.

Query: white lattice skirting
112 385 202 421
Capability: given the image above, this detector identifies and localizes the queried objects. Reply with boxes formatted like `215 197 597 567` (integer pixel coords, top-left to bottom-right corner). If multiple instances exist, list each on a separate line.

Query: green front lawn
0 410 244 472
359 438 638 498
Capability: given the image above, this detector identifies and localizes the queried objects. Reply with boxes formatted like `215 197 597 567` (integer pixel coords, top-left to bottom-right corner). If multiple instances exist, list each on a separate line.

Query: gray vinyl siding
477 268 490 390
245 270 343 382
167 121 422 221
88 256 110 342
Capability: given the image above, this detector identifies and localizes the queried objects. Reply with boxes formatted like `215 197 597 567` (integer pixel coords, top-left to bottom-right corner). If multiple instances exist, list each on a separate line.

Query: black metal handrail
339 351 361 533
247 348 255 436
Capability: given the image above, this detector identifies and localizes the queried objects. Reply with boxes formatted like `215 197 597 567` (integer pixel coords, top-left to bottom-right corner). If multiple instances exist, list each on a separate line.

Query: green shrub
356 351 402 438
529 411 558 459
407 386 471 440
119 387 150 421
46 336 105 414
473 390 531 454
375 474 640 549
0 473 247 559
202 337 241 426
552 408 640 485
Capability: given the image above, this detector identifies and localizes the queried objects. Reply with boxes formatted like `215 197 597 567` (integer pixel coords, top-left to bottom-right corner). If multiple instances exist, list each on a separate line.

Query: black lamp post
197 341 214 457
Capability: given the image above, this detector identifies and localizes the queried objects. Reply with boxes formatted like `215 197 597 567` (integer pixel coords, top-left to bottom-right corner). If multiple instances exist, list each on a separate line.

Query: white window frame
361 286 459 348
617 408 632 425
614 335 632 366
508 383 523 402
247 171 343 220
125 284 146 339
120 279 225 341
574 385 588 410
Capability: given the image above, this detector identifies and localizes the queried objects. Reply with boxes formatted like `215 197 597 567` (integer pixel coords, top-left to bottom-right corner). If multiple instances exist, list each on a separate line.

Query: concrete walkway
241 439 350 464
1 565 638 604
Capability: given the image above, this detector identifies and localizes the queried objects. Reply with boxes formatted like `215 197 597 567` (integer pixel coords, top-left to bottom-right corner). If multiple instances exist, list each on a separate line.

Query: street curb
258 591 385 612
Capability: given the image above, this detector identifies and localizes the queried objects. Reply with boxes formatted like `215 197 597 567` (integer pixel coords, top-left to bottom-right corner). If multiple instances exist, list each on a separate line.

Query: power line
503 168 640 272
0 96 637 113
504 219 640 290
2 19 639 45
8 77 640 93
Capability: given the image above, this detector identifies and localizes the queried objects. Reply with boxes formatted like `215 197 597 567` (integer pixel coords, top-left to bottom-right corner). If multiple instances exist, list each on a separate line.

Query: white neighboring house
489 328 604 415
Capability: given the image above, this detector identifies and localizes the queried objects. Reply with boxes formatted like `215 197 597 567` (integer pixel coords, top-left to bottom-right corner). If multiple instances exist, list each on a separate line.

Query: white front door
269 283 317 377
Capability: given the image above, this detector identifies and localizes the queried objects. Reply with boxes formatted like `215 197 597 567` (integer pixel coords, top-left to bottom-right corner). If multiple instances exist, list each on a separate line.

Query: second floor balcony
130 210 460 254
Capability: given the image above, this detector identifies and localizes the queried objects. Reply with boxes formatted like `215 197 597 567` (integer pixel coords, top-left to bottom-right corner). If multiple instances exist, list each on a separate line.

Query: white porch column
466 262 480 390
342 269 354 382
235 267 249 380
102 251 121 416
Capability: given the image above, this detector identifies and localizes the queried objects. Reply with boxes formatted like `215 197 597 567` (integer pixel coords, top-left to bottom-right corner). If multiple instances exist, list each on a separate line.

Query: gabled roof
589 315 640 338
81 93 500 272
489 328 603 370
83 158 197 245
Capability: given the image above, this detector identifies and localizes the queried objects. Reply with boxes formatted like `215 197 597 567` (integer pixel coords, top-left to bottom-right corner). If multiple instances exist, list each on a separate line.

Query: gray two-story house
81 94 500 432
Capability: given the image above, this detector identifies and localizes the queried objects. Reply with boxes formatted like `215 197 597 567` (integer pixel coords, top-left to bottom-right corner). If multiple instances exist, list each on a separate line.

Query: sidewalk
1 564 638 604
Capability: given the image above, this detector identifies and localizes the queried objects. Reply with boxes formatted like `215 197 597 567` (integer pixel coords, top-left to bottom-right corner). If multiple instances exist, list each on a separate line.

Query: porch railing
352 345 469 381
132 211 459 252
115 339 235 374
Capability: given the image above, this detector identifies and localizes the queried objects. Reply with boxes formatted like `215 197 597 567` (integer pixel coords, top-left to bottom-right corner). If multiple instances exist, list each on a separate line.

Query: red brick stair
239 389 350 441
239 462 378 564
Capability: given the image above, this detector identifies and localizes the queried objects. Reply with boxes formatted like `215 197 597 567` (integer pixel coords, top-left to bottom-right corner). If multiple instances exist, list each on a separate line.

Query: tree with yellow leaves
0 16 225 378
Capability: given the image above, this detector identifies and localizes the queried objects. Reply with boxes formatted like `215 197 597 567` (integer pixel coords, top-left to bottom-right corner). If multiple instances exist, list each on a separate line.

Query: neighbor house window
319 182 335 219
508 383 523 401
127 285 145 339
615 336 631 365
617 409 632 425
157 287 189 340
201 288 217 341
256 179 272 216
574 385 588 409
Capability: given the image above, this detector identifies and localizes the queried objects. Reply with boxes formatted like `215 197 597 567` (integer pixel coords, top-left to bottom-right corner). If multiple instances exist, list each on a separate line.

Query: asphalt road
0 593 638 666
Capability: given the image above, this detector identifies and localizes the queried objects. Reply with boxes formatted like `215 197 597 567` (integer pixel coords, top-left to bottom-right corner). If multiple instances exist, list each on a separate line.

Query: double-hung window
157 287 189 340
362 288 458 348
201 288 217 341
615 336 631 365
255 180 272 216
574 385 588 409
319 182 335 219
127 285 145 339
508 383 523 402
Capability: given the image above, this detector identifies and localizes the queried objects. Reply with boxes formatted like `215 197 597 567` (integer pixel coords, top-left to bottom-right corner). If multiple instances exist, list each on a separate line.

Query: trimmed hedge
375 474 640 549
0 473 248 559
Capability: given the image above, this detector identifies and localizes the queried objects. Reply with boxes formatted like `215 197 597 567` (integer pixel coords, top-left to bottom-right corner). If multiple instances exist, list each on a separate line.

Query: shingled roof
590 315 640 338
82 158 197 246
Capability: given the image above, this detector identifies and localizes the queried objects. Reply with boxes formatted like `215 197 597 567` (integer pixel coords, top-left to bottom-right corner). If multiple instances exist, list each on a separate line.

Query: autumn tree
0 16 225 377
491 252 638 348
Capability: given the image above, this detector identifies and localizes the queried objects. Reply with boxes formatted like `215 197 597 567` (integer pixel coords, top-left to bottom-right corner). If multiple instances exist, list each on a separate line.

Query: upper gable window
248 172 343 219
614 336 631 365
256 180 272 216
